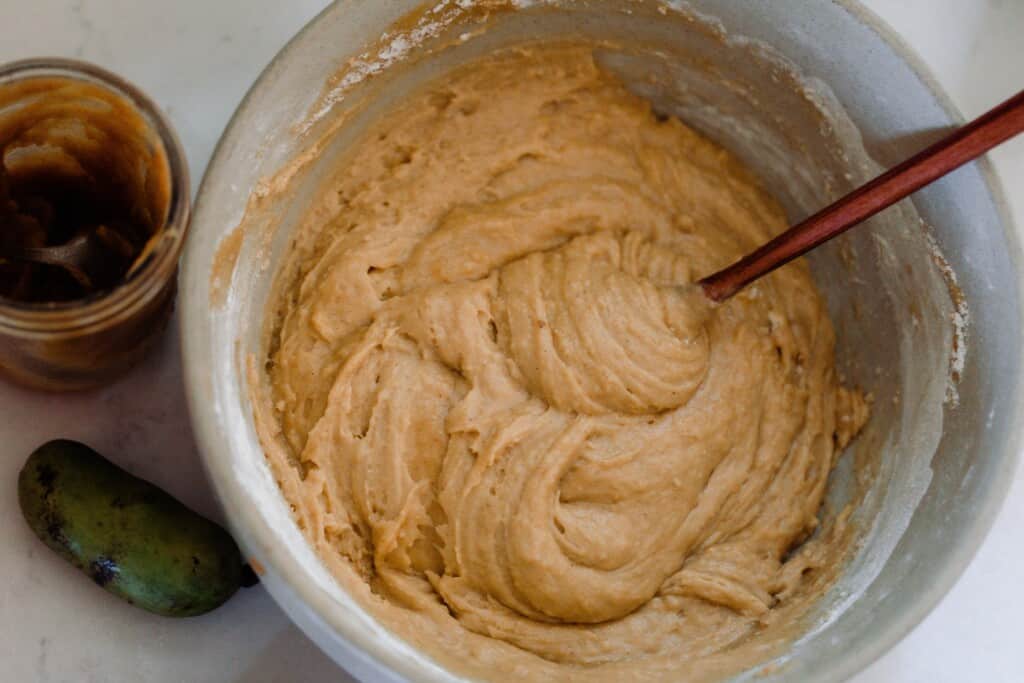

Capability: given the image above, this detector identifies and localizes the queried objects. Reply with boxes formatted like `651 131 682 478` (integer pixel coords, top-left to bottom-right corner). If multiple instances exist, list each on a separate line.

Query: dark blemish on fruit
36 464 58 498
89 556 119 587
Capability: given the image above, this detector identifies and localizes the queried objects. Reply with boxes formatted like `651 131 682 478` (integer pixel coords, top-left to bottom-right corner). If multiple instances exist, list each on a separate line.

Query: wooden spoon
699 89 1024 302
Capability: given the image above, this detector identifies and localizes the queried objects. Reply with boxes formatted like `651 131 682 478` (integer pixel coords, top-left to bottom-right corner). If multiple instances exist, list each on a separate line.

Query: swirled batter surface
257 45 869 681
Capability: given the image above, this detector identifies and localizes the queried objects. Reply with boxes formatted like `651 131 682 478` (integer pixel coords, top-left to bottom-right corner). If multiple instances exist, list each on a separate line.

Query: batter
256 45 869 680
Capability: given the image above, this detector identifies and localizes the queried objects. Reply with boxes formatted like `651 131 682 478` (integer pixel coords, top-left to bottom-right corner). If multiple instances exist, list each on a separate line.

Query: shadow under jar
0 59 189 391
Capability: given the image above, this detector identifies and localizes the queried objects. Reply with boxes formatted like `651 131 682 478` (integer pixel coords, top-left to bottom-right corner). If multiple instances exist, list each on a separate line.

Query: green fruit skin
18 440 243 617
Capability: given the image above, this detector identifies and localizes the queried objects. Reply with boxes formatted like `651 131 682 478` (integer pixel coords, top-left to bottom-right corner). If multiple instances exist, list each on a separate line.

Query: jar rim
0 57 190 338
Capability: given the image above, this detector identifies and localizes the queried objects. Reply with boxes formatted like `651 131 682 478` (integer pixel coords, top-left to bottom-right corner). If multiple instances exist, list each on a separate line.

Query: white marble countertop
0 1 1020 681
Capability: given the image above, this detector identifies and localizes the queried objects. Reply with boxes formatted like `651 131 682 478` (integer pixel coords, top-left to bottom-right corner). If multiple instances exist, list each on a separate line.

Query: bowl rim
180 1 1024 681
814 1 1024 679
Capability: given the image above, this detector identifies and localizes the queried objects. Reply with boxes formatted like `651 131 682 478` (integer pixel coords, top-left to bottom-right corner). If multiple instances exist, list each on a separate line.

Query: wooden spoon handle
700 89 1024 302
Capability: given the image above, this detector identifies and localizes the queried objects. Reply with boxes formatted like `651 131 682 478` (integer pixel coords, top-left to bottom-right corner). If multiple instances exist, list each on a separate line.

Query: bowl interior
182 2 1023 681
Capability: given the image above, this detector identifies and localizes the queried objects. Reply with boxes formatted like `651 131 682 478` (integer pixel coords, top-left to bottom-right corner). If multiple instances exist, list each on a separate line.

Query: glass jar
0 58 189 391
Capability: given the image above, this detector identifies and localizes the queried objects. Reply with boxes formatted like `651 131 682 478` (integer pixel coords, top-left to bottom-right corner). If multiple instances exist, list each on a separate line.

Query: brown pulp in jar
0 75 171 303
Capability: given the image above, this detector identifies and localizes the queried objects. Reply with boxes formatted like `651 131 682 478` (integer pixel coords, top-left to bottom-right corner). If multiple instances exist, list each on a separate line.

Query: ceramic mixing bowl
180 1 1023 680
